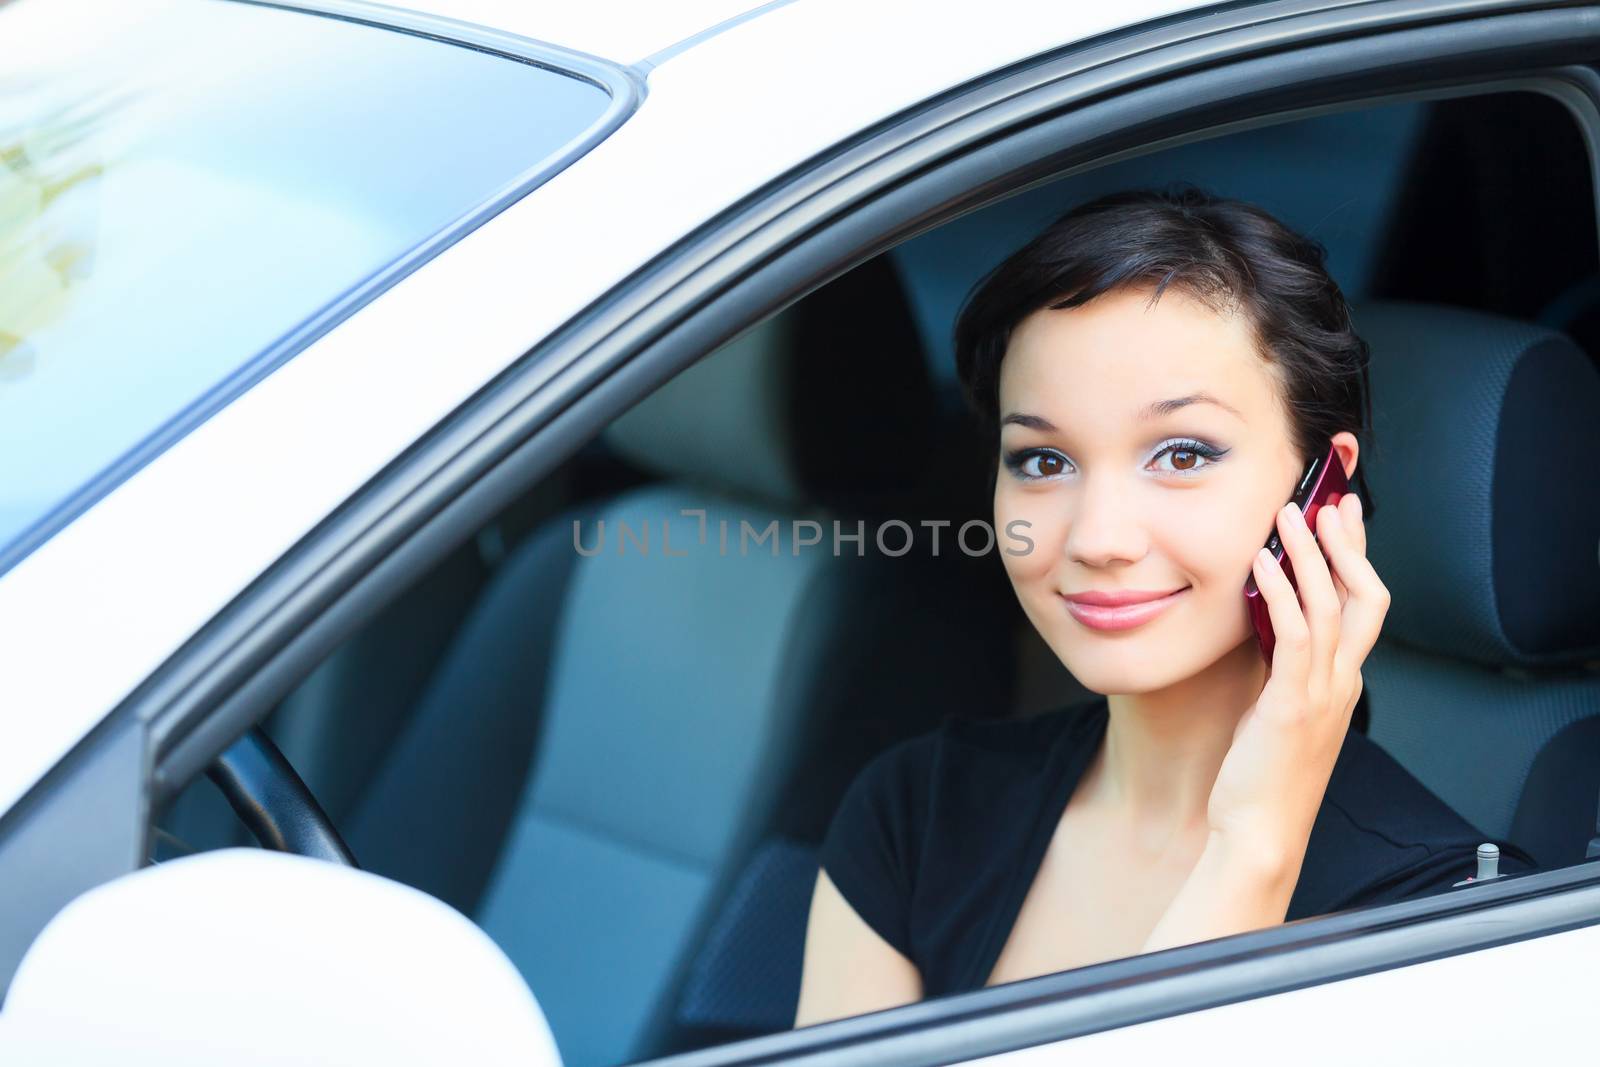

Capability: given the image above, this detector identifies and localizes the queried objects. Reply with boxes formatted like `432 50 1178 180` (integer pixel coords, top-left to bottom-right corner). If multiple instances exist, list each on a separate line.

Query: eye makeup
1000 436 1230 482
1147 437 1230 476
1002 447 1072 481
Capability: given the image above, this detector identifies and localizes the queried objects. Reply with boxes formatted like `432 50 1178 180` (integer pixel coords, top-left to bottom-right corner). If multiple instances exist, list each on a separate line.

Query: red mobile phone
1244 442 1351 663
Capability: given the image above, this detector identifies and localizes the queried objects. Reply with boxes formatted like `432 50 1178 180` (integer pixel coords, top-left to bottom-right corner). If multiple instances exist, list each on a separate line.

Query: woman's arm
793 868 922 1028
1144 492 1390 954
1140 830 1302 953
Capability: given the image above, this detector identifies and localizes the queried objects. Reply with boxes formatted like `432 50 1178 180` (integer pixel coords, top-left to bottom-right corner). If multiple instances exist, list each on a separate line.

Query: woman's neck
1088 639 1268 838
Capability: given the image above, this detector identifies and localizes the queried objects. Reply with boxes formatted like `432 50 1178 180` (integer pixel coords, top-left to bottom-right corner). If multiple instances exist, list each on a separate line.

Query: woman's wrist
1139 828 1306 956
1201 826 1304 895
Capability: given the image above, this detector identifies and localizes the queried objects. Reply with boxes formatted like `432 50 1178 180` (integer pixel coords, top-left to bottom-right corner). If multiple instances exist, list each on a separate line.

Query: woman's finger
1320 499 1353 608
1320 513 1391 673
1254 540 1311 699
1279 500 1340 696
1341 492 1365 555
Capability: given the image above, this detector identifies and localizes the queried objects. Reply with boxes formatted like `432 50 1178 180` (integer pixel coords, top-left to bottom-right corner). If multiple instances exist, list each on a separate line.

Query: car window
149 83 1600 1067
0 0 614 575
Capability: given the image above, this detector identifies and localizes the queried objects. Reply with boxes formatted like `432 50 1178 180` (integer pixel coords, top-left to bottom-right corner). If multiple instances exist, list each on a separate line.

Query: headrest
602 255 943 516
1355 300 1600 667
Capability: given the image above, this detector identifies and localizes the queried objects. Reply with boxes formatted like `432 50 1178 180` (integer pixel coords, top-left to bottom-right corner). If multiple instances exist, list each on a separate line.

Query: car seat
335 255 1017 1067
1353 300 1600 869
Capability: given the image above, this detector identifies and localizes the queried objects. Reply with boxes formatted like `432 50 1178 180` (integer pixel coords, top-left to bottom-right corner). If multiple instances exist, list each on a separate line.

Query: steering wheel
206 726 358 867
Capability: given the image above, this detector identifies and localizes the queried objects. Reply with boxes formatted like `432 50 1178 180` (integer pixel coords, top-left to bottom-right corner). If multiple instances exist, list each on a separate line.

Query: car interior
150 86 1600 1067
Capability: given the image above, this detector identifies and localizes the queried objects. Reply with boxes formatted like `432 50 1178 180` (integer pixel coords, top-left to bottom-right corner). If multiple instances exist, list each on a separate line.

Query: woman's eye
1004 448 1072 480
1148 439 1227 476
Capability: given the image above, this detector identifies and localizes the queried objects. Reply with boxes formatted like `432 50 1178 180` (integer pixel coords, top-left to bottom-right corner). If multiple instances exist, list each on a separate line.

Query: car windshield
0 0 615 574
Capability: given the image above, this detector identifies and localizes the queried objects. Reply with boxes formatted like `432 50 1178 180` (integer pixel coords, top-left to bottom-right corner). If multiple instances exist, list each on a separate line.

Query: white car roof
0 0 1216 814
349 0 788 66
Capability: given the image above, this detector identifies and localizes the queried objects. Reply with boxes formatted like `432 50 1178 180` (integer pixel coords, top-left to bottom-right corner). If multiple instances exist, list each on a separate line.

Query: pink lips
1060 587 1189 632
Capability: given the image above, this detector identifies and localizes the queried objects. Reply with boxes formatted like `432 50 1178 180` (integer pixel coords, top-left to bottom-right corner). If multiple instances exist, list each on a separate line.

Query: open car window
145 68 1600 1066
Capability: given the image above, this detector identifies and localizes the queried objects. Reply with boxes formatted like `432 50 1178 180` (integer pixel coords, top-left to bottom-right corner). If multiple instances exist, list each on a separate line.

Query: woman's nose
1063 474 1148 567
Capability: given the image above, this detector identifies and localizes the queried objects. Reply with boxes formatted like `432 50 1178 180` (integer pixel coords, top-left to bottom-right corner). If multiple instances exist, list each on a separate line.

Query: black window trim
5 0 1599 1051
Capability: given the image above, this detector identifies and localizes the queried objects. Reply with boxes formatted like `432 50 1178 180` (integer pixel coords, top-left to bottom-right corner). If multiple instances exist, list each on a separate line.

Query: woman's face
993 284 1328 695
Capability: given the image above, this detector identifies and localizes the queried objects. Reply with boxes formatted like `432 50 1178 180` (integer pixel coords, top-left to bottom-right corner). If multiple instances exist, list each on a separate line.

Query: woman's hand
1206 491 1392 874
1140 491 1390 955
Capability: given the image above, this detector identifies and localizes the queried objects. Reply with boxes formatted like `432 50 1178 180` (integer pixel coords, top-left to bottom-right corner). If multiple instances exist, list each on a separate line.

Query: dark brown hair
953 184 1376 516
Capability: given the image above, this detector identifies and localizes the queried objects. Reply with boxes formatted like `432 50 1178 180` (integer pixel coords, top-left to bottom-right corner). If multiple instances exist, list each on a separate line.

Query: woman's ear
1331 430 1360 481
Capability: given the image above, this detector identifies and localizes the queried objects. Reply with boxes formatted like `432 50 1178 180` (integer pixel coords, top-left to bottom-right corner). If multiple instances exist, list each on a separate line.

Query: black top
818 696 1538 996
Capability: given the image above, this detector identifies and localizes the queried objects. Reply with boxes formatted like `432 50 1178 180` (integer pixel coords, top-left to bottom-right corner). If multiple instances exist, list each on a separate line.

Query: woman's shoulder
852 694 1108 783
822 696 1107 856
939 694 1110 760
817 696 1108 961
1322 727 1489 843
825 696 1108 860
1292 725 1539 914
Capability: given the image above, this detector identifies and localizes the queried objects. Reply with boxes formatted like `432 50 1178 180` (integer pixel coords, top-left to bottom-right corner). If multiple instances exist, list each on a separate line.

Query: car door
0 0 642 994
6 0 1600 1062
0 0 1225 993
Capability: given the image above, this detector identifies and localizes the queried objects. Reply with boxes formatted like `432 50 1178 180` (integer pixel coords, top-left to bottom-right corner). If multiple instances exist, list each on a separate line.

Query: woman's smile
1060 586 1190 631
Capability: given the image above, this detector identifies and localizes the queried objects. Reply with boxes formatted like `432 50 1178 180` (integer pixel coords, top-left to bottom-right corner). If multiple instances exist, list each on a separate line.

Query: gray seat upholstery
886 102 1429 408
1354 300 1600 865
338 256 1015 1067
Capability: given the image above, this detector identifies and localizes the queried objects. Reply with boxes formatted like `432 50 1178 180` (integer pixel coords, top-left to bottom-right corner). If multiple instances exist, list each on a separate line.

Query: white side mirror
0 849 563 1067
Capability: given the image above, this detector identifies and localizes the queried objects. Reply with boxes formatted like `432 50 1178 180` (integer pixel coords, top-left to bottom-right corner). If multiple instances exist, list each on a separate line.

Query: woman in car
794 187 1537 1026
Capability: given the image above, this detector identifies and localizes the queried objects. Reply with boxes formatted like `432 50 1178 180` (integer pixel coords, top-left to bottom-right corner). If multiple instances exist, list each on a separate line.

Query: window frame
5 0 1600 1051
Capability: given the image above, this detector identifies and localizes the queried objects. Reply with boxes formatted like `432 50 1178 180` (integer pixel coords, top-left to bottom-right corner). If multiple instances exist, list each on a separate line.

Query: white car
4 0 1600 1063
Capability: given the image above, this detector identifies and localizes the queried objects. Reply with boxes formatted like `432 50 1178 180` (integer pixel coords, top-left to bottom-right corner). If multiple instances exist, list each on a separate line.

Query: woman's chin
1055 629 1260 695
1077 672 1184 697
1054 644 1188 696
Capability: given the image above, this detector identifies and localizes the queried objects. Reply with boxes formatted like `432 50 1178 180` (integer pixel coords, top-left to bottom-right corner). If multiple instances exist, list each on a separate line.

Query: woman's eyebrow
999 412 1057 431
1137 392 1245 421
999 393 1243 432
